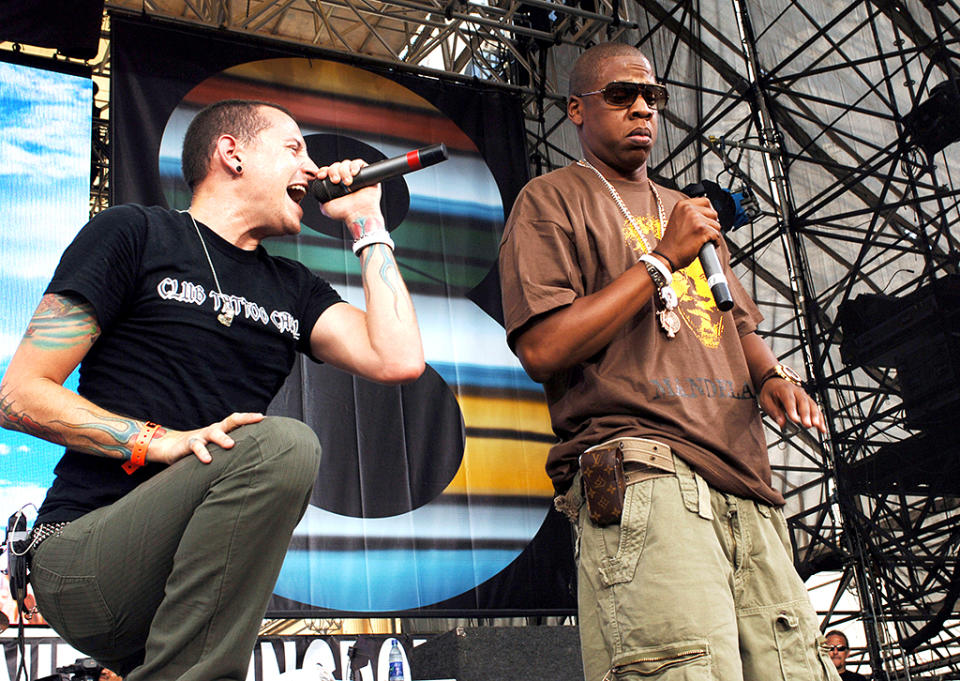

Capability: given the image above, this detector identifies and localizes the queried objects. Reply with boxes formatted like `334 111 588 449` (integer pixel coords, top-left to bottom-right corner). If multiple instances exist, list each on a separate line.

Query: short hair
569 42 649 98
825 630 849 645
181 99 294 189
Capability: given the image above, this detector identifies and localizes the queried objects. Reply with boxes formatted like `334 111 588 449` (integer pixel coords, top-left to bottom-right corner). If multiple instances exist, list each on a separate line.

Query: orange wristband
122 421 160 475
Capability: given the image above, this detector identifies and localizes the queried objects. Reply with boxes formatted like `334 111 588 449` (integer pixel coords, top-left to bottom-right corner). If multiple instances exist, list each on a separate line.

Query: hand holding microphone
310 143 448 203
670 183 733 312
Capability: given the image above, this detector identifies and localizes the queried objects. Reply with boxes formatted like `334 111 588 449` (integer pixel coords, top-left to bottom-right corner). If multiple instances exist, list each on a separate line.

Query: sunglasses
574 81 670 110
828 645 848 652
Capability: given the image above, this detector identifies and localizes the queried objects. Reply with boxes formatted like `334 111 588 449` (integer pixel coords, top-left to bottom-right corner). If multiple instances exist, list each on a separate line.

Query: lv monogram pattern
581 448 626 526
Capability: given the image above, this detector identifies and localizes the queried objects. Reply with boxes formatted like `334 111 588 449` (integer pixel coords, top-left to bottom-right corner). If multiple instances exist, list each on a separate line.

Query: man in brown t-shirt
499 42 837 681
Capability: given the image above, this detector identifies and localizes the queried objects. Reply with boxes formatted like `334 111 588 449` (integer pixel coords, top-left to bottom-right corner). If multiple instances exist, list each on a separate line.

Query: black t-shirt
841 670 870 681
37 205 342 523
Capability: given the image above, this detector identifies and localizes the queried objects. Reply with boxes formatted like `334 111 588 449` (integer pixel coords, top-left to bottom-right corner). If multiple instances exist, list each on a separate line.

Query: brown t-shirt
499 163 784 506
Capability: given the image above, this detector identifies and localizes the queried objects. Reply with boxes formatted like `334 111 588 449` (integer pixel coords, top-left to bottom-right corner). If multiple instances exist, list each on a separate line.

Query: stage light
700 180 761 232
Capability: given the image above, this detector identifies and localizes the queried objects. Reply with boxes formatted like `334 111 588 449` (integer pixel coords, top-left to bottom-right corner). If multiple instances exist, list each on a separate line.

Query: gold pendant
217 311 234 327
658 309 681 338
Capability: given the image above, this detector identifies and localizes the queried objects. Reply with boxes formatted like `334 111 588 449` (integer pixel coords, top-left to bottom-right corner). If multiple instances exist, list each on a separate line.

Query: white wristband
638 254 672 282
352 231 395 256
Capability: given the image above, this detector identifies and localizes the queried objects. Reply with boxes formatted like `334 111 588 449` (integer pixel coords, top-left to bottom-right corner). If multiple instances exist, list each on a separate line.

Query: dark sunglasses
828 645 848 652
574 81 670 110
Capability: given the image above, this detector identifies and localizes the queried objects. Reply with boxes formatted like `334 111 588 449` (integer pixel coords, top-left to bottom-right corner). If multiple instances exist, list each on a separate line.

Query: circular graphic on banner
157 58 554 612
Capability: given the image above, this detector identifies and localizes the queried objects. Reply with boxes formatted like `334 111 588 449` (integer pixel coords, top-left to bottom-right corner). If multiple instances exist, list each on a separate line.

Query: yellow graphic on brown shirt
623 215 724 349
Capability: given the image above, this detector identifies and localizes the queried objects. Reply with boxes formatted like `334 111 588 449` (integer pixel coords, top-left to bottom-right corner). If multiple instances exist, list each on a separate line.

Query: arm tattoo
0 294 141 459
348 214 384 239
352 215 371 237
0 385 65 444
50 410 141 459
63 419 166 461
24 294 100 351
362 243 404 319
0 388 144 459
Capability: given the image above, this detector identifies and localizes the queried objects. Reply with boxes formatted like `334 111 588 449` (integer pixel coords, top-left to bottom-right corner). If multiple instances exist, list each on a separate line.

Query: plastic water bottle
388 638 405 681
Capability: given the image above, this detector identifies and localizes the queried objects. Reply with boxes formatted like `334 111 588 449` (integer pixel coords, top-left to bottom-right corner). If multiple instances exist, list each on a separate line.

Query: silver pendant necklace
183 211 234 327
576 159 680 337
576 159 666 249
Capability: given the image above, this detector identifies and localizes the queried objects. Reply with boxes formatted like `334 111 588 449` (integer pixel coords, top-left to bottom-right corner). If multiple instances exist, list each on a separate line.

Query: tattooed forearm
0 294 146 459
362 243 404 319
0 384 66 444
0 386 144 459
70 432 166 458
24 294 100 351
50 409 140 459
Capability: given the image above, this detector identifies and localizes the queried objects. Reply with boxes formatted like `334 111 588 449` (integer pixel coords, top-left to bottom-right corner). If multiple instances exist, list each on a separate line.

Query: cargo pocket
772 608 821 680
609 640 711 679
596 479 654 588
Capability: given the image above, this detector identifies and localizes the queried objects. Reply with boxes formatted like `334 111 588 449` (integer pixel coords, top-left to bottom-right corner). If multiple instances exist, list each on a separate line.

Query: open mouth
287 183 307 203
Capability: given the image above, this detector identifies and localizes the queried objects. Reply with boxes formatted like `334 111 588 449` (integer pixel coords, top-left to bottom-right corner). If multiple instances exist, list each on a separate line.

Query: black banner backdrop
110 16 574 616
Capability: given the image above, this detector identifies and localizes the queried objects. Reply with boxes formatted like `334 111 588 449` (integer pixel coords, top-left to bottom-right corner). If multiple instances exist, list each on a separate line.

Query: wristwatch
758 363 804 391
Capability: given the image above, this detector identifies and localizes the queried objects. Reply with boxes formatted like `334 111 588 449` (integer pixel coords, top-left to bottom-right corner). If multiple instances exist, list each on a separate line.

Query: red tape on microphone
406 150 423 170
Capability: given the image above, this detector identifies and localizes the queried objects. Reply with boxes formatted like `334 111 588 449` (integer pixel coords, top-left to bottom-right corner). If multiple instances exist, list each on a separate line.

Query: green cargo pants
570 454 841 681
30 416 321 681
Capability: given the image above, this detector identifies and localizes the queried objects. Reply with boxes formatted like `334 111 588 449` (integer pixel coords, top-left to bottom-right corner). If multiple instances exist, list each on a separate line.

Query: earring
235 165 243 173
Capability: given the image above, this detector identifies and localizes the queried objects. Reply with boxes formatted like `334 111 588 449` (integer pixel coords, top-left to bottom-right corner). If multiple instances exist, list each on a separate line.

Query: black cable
6 509 33 681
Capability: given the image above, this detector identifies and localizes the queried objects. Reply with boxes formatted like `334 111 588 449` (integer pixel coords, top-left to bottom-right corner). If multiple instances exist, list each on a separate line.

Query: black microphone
682 183 734 312
310 143 449 202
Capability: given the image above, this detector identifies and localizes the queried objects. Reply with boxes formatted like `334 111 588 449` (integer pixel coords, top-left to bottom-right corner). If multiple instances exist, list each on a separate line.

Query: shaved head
569 42 650 97
181 99 294 190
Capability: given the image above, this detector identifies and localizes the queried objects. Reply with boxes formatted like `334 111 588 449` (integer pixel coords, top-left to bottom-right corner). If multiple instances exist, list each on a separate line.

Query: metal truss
103 0 632 93
8 0 960 675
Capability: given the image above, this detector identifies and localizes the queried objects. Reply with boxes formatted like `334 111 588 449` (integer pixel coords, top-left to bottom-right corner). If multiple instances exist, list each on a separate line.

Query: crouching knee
242 416 322 488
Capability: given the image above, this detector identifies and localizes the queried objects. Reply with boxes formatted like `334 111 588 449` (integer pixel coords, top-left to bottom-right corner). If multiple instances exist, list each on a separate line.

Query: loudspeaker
903 79 960 157
844 429 960 496
411 626 582 681
1 0 105 59
838 275 960 430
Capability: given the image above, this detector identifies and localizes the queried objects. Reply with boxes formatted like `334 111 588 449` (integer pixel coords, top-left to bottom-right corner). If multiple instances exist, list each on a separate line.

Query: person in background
826 630 870 681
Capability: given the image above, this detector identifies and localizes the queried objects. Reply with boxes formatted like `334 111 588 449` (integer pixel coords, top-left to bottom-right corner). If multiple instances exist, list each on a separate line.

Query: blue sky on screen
0 61 92 503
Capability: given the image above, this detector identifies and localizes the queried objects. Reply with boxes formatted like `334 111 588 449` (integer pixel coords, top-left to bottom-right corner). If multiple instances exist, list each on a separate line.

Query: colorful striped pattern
158 57 555 612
